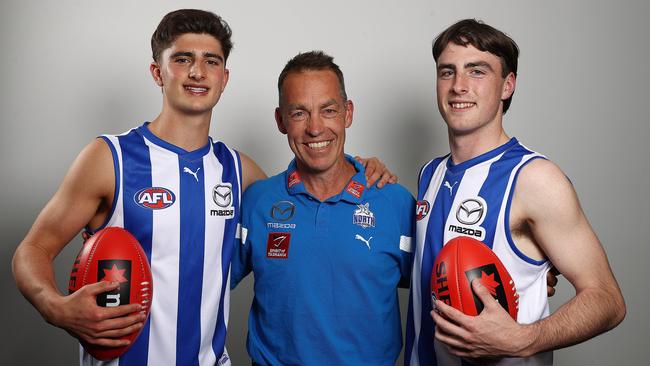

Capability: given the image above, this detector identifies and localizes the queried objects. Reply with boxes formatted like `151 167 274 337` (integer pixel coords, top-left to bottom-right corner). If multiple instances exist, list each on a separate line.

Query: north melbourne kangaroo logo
183 167 201 182
444 181 458 195
355 234 373 250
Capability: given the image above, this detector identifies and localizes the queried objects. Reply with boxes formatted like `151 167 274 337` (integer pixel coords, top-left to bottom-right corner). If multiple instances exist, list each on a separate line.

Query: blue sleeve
384 184 416 286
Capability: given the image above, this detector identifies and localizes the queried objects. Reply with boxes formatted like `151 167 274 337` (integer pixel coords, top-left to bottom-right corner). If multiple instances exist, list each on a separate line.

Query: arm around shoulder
513 158 625 355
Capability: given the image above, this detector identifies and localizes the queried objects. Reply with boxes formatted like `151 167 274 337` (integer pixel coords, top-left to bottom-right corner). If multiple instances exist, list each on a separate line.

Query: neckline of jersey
446 137 518 174
137 122 212 160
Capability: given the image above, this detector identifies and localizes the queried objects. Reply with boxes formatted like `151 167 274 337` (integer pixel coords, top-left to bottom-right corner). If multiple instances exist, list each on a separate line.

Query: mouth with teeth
449 102 476 110
305 140 332 150
184 85 209 95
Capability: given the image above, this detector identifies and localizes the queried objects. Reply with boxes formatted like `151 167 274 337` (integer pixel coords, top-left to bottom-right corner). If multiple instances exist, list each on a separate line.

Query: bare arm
432 159 625 358
510 159 625 354
240 151 267 192
12 139 143 347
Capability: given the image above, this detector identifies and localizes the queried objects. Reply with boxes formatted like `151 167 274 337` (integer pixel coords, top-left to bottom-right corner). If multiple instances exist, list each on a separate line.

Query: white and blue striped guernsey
405 138 553 366
82 122 241 366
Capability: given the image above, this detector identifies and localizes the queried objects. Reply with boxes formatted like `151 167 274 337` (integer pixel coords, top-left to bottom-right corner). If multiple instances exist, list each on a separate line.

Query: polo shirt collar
285 155 368 203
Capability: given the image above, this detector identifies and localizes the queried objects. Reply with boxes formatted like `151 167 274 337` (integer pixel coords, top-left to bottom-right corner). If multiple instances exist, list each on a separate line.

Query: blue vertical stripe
211 142 241 359
478 145 526 249
119 129 153 366
176 157 206 366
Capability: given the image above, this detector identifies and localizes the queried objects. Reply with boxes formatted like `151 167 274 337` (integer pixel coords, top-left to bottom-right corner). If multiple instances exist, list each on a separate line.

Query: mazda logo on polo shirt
271 201 296 222
456 198 485 226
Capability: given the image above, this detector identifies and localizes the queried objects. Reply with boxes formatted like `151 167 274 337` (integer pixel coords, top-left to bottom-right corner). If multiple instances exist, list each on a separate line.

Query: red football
68 227 153 360
431 236 518 320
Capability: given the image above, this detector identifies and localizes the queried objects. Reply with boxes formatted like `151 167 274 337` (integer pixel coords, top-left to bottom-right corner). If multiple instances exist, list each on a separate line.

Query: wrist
36 289 65 326
516 322 542 358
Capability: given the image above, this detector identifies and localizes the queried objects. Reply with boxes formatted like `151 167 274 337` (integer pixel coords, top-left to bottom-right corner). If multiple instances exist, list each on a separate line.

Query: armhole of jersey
84 136 120 235
504 155 548 266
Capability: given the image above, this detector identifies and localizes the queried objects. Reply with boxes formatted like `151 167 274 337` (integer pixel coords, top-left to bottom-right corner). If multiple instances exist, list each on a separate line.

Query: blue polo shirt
231 156 415 366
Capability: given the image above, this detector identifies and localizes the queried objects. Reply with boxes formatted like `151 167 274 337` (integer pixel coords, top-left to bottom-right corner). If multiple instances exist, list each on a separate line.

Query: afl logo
416 200 430 221
134 187 176 210
456 198 486 226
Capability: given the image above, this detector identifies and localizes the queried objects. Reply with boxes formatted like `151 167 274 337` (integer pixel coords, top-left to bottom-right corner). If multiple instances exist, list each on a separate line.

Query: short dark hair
432 19 519 113
277 51 347 104
151 9 233 63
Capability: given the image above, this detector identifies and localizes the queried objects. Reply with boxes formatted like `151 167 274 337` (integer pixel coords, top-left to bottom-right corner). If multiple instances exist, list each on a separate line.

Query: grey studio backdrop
1 0 647 365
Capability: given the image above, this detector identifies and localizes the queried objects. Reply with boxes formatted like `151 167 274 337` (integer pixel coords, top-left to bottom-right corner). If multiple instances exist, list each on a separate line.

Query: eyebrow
169 51 224 62
285 99 339 111
465 61 494 71
437 61 494 72
319 99 339 109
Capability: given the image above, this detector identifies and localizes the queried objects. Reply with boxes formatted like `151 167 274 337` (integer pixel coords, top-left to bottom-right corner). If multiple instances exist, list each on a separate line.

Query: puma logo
183 167 201 182
443 181 458 195
354 234 372 250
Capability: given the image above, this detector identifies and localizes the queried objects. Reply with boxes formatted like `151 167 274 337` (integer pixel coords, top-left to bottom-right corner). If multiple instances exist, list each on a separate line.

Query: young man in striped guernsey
11 9 265 366
405 19 625 365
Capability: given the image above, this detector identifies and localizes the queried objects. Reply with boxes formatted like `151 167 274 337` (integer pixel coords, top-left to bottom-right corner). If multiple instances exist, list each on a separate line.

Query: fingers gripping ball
431 236 518 320
68 227 153 360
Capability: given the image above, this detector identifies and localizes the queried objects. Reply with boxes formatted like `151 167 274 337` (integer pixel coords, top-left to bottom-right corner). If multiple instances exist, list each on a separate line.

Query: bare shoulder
239 151 267 192
19 137 115 257
514 158 577 215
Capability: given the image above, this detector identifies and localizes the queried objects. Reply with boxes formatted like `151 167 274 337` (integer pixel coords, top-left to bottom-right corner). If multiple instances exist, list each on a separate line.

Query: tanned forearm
521 284 625 357
12 242 64 324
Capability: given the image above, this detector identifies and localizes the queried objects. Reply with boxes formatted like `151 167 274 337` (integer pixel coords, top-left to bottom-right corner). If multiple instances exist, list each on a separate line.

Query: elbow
609 291 626 329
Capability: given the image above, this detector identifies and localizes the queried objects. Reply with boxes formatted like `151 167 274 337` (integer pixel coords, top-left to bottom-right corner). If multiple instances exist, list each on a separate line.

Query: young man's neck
298 157 356 202
148 109 213 151
448 126 510 165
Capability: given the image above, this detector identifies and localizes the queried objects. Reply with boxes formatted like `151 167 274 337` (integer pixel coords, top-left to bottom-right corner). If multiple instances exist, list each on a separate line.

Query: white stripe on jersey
199 144 224 365
145 139 181 366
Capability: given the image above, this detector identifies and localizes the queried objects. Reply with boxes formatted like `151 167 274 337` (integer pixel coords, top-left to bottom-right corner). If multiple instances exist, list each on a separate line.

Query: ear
150 62 163 87
344 100 354 128
221 68 230 93
501 72 516 100
275 107 287 134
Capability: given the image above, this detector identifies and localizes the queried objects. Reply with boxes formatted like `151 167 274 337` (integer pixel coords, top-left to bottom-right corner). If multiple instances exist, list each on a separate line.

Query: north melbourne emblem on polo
353 203 375 228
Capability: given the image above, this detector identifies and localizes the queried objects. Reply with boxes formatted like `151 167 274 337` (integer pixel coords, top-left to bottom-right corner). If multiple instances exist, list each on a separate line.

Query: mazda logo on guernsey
134 187 176 210
456 198 486 226
213 184 232 208
271 201 295 222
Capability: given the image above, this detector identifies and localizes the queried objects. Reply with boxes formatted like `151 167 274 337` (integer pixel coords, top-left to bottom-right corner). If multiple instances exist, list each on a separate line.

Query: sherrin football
431 236 518 320
68 227 153 360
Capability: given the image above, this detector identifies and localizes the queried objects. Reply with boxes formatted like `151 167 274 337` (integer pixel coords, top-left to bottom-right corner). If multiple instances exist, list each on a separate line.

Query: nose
189 62 205 81
305 113 324 137
451 74 468 95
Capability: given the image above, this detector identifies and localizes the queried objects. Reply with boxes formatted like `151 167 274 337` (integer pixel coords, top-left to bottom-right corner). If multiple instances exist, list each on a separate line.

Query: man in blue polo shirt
231 51 415 365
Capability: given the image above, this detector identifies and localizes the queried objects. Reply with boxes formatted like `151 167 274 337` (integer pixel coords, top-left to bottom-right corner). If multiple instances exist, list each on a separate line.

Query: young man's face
275 69 353 175
436 43 515 136
151 33 229 116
